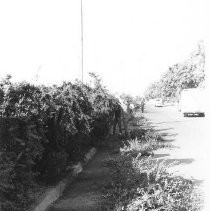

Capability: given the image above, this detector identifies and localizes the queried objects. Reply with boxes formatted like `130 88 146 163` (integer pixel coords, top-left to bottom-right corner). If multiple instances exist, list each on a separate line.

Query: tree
144 81 162 100
144 41 205 101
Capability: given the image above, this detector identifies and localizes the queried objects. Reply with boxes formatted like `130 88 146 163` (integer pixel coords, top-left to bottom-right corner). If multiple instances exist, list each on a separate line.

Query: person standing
141 98 145 113
113 103 122 135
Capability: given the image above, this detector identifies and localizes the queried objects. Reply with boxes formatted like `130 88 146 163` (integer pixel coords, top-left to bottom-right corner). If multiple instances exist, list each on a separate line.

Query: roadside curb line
33 147 97 211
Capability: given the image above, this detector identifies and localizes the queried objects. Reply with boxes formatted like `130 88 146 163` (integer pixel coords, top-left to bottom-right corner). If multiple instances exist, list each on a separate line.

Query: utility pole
81 0 84 83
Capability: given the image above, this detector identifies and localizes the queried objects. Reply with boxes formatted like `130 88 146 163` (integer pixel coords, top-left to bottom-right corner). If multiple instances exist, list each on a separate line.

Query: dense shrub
0 74 119 210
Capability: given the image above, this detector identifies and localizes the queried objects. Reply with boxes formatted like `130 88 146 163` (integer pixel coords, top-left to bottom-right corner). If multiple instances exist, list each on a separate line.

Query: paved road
144 103 209 210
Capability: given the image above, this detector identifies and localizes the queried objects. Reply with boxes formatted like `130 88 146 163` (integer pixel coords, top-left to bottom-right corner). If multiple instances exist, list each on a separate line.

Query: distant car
179 88 205 117
154 98 163 107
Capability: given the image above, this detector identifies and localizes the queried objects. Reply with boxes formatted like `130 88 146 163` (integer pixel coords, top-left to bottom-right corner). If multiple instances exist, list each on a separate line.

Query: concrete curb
33 147 97 211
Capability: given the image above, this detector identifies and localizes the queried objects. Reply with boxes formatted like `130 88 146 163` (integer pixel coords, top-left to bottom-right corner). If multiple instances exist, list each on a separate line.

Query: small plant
121 129 172 158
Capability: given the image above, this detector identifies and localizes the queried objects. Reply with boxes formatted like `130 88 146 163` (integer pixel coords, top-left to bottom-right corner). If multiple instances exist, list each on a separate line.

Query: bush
0 74 120 210
123 129 172 157
103 130 203 211
104 156 202 211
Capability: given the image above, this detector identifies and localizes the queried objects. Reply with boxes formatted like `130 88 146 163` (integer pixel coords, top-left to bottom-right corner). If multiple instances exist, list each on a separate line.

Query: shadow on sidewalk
161 132 178 137
191 179 204 186
154 157 195 166
155 120 185 124
153 153 170 158
154 127 174 132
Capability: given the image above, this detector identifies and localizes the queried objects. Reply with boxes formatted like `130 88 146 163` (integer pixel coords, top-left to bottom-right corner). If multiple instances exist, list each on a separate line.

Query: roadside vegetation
103 120 203 211
0 68 204 210
0 73 121 211
144 41 205 102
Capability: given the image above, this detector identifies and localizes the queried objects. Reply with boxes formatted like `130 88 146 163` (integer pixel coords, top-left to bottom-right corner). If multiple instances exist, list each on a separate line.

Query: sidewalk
47 140 120 211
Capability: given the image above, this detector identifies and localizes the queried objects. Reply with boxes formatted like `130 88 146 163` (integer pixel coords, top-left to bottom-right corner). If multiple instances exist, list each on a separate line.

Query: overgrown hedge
0 74 119 211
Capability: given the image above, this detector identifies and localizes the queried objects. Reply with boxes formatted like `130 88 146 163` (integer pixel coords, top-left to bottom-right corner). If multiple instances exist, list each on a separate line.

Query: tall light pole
81 0 84 83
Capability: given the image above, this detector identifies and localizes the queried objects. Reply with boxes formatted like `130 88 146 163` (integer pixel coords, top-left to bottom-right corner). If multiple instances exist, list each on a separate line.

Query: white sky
0 0 207 96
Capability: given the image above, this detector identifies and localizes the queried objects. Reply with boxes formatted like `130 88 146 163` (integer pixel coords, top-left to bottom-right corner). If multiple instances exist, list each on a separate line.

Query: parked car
154 98 163 107
179 88 205 117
